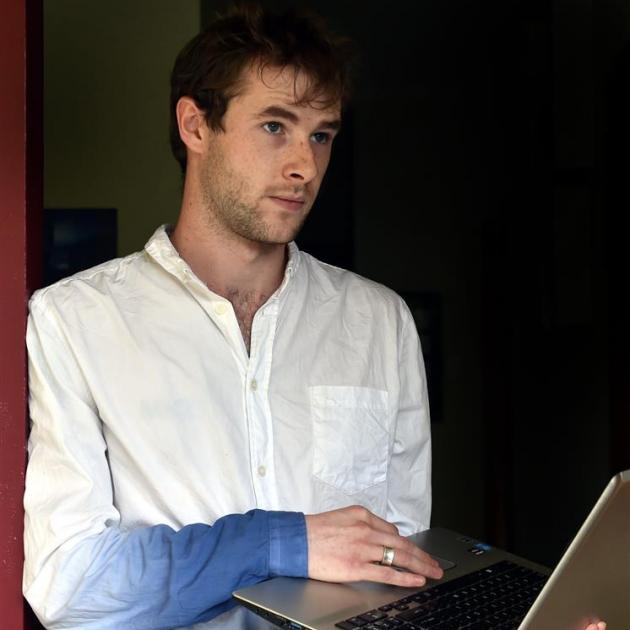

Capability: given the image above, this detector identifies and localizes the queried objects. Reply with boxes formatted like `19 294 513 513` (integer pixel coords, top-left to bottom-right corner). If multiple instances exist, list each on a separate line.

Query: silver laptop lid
520 469 630 629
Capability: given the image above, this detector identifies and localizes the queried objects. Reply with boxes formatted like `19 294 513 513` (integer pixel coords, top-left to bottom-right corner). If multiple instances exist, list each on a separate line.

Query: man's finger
366 535 443 578
379 547 444 580
360 563 428 588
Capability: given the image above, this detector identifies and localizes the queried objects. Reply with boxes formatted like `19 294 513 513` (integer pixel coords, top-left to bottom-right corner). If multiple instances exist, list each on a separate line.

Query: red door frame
0 0 42 627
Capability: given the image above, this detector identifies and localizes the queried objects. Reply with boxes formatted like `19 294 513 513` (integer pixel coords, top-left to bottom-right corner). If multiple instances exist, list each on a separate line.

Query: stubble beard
200 148 310 245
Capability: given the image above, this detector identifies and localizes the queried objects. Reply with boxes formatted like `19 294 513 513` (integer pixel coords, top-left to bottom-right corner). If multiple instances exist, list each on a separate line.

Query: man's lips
268 195 306 211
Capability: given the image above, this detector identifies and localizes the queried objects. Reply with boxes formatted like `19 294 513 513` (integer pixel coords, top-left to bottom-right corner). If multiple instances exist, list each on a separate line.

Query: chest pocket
310 386 390 495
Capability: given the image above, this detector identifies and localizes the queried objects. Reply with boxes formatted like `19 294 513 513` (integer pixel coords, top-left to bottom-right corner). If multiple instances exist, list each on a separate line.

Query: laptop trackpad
396 554 456 572
433 555 457 571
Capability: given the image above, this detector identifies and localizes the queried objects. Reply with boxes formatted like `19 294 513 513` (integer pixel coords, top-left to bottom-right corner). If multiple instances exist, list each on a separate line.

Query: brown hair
169 5 354 173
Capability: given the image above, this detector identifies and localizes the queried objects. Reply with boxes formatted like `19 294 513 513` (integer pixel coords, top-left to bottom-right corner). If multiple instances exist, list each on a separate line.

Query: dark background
44 0 630 572
210 0 630 568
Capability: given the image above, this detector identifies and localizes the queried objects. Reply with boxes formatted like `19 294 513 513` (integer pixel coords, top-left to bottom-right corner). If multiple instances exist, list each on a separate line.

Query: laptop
234 470 630 629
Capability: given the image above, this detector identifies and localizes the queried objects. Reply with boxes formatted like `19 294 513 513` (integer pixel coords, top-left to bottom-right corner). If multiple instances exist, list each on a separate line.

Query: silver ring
381 546 395 566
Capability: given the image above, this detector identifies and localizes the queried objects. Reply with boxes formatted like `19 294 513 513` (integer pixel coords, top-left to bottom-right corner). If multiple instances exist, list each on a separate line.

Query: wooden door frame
0 0 42 627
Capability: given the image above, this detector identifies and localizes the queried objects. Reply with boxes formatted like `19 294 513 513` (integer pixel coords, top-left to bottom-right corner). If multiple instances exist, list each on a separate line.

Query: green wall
44 0 200 255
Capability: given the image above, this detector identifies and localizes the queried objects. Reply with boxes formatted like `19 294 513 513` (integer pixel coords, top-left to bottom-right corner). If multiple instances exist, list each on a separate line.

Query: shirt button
250 379 258 391
214 303 228 315
257 465 266 477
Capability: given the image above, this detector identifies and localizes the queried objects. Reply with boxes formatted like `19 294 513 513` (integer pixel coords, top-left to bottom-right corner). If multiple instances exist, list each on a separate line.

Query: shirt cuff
267 511 308 578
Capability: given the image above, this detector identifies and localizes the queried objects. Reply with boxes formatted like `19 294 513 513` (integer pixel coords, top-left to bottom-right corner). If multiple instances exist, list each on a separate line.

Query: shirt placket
246 299 280 510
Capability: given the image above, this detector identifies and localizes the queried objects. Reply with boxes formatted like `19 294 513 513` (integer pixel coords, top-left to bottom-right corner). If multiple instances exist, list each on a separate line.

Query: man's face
198 65 341 245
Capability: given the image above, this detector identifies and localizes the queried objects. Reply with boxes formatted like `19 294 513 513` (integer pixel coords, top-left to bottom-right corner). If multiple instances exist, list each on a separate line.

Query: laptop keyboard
334 560 547 630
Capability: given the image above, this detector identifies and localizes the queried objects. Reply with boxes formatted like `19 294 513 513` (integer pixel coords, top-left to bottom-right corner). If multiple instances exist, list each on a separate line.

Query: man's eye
262 122 283 134
311 132 330 145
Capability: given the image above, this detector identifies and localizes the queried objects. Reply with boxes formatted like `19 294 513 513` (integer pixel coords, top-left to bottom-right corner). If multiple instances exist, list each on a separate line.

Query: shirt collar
143 225 186 280
144 224 301 297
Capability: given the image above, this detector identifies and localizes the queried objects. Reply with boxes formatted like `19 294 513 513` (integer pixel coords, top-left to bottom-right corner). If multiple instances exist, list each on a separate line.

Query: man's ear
176 96 208 157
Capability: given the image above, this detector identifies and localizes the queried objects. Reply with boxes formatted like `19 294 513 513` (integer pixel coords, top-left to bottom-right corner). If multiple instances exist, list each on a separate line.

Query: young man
23 7 440 629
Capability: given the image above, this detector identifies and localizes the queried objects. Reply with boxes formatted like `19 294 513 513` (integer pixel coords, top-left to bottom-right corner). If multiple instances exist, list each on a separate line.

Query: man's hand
585 623 606 630
305 505 443 588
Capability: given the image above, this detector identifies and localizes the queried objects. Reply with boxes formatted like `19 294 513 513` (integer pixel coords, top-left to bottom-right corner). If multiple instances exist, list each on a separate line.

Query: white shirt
23 225 432 629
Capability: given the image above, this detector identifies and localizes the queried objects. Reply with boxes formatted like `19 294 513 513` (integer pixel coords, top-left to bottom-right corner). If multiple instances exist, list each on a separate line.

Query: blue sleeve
46 510 307 629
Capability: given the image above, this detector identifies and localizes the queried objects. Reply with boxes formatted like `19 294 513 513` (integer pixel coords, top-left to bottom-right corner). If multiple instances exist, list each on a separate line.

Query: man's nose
283 138 318 183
